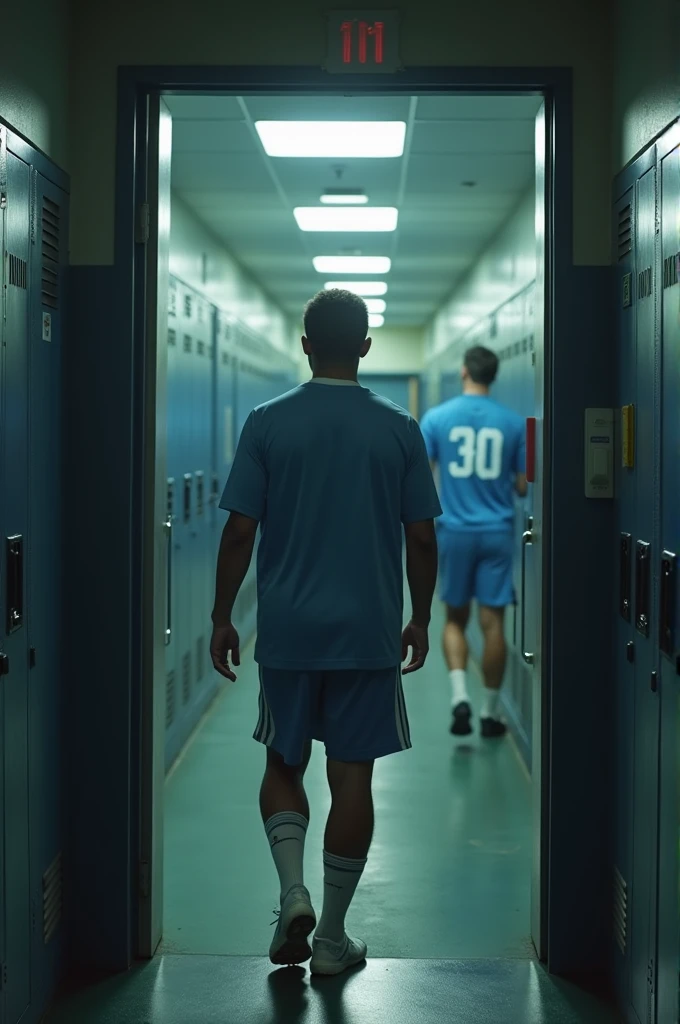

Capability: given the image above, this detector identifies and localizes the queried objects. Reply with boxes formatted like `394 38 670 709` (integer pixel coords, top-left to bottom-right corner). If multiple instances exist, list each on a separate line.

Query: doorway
117 68 573 972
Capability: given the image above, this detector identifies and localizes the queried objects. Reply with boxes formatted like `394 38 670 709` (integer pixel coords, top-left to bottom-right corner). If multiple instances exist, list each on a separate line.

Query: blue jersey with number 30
420 395 526 531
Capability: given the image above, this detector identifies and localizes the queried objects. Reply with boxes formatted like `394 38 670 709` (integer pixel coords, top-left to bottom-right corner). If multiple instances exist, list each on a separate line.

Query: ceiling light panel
294 207 398 232
368 314 385 328
324 281 388 296
313 256 391 274
320 193 368 205
255 121 406 158
365 299 386 314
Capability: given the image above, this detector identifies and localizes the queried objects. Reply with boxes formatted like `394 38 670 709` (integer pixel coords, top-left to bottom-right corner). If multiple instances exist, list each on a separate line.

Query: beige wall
613 0 680 170
68 0 613 267
1 0 70 169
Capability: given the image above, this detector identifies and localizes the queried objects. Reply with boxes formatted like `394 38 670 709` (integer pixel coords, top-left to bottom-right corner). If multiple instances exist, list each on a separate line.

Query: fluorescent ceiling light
324 281 388 296
294 207 398 232
365 299 386 314
320 193 368 205
254 121 406 158
368 314 385 329
313 256 391 274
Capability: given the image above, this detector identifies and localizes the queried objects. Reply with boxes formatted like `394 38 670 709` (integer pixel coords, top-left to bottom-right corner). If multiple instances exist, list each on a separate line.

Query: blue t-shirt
219 379 442 671
420 395 526 532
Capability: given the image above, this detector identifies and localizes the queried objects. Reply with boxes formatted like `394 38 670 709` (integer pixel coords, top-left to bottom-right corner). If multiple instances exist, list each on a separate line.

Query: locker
2 147 32 1024
359 374 412 414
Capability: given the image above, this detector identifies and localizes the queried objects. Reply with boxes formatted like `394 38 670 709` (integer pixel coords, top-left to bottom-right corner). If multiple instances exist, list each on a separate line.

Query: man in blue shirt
210 289 441 976
420 346 527 740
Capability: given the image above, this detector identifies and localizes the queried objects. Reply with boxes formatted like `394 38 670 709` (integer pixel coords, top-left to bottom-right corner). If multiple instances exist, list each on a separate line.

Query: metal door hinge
136 203 150 244
0 193 6 210
0 652 8 676
139 861 150 898
651 670 658 693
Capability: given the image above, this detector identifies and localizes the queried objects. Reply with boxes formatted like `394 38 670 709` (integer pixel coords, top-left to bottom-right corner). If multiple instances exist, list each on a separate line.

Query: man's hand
210 622 241 681
401 619 429 674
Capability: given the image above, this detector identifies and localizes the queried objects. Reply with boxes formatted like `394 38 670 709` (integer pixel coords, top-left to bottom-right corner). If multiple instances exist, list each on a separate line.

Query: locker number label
42 312 52 342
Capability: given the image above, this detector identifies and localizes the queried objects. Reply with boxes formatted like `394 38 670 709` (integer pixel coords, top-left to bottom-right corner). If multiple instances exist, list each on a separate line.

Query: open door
138 93 172 957
527 98 550 961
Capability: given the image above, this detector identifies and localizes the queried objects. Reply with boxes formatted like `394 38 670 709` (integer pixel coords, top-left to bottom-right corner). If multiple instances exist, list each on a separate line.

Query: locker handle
521 522 535 665
619 533 632 622
196 471 205 517
6 535 24 634
635 540 651 638
660 550 677 656
164 516 173 647
183 474 192 524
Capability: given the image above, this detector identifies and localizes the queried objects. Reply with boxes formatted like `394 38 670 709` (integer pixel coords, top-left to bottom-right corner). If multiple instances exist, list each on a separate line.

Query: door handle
521 524 535 665
164 516 173 646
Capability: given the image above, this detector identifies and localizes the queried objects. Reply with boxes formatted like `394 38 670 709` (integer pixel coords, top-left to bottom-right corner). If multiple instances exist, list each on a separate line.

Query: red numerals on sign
341 20 385 64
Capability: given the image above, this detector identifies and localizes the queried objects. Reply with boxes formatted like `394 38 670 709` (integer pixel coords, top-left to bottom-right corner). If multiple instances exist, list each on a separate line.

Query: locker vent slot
637 267 652 299
42 198 60 308
182 651 191 704
184 294 192 319
197 339 205 356
197 636 205 682
43 853 63 944
166 671 176 727
663 253 679 289
613 866 627 954
8 253 28 289
183 335 192 353
617 205 632 261
168 328 176 346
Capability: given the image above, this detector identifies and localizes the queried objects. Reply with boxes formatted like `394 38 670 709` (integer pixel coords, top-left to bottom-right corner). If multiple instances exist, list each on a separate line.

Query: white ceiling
165 94 541 328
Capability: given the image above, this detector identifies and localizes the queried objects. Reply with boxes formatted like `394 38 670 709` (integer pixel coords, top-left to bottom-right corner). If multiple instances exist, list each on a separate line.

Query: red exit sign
326 10 400 74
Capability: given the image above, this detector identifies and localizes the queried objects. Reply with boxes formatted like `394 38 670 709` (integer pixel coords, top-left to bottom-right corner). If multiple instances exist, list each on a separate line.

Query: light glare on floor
255 121 406 158
320 193 369 205
294 207 398 232
365 299 386 314
369 314 385 328
324 281 388 296
314 256 391 274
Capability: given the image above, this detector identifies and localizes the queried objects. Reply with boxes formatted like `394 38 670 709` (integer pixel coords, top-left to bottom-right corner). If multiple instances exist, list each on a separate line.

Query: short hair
303 289 369 363
464 345 499 386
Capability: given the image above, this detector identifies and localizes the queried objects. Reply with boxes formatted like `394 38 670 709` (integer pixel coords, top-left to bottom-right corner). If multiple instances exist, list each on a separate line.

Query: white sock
450 669 470 707
481 689 501 720
264 811 308 901
316 850 367 943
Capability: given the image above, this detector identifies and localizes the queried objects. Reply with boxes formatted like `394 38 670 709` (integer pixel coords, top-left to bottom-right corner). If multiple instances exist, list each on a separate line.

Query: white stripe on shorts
257 665 276 746
394 666 410 750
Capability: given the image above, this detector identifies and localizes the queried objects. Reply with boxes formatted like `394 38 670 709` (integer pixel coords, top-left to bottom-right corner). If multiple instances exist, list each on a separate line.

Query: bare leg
443 604 470 671
259 743 312 822
478 605 506 691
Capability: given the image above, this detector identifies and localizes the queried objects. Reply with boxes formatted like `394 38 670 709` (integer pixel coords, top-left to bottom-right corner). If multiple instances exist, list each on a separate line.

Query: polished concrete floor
162 599 533 959
45 602 621 1023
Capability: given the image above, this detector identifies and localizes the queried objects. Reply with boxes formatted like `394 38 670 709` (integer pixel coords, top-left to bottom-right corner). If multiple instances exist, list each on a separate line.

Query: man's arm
402 519 438 673
210 512 258 680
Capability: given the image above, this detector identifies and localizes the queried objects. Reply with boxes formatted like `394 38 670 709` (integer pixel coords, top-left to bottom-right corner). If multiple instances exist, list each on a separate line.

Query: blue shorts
254 665 412 766
437 527 515 609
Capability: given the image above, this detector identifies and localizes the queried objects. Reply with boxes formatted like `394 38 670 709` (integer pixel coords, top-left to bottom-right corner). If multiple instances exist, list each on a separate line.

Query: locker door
656 134 680 1024
164 278 180 768
631 165 661 1024
612 186 637 1008
359 374 414 415
2 148 32 1024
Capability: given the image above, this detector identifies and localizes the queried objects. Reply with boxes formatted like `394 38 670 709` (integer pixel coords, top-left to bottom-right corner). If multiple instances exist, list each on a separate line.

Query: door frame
113 64 574 971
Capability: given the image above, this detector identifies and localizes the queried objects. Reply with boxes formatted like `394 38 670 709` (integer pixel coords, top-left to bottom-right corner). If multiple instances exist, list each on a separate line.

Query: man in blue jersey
420 346 527 740
209 289 441 976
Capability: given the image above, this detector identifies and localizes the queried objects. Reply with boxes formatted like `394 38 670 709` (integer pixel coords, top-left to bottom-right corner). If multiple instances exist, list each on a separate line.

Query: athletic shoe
480 717 507 739
450 700 473 736
269 884 316 966
310 933 368 976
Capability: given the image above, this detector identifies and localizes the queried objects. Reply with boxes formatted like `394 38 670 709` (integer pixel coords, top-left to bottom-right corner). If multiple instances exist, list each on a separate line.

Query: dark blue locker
2 147 32 1024
26 169 68 1014
214 313 235 568
164 277 181 768
359 374 413 415
656 130 680 1024
630 165 661 1024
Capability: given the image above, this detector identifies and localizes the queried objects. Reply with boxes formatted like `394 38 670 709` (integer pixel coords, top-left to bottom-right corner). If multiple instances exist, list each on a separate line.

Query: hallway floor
45 601 621 1022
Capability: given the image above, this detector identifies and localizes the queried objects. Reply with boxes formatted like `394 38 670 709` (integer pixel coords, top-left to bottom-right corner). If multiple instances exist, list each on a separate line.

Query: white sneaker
269 884 317 966
310 933 367 976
